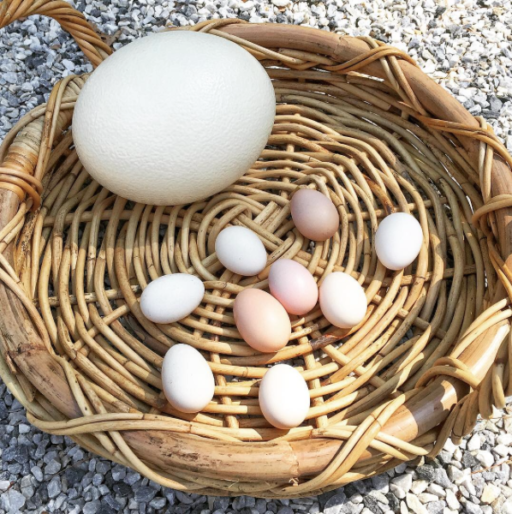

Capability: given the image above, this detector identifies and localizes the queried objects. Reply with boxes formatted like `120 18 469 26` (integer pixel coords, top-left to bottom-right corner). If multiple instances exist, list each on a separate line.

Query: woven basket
1 1 512 498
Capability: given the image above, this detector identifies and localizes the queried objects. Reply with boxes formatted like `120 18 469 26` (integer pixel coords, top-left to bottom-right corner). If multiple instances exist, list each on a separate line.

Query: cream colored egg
259 364 310 429
73 31 276 205
375 213 423 270
319 272 367 329
161 344 214 413
140 274 204 324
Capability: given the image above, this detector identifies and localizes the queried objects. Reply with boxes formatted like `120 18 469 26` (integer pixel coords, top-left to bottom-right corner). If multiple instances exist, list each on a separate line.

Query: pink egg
268 259 318 315
290 189 340 242
233 289 291 353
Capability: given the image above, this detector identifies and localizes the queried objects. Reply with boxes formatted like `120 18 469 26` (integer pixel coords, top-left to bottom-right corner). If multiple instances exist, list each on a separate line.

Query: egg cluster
140 189 424 429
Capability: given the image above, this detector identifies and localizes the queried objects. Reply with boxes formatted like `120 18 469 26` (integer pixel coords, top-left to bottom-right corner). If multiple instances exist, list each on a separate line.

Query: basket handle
0 0 112 67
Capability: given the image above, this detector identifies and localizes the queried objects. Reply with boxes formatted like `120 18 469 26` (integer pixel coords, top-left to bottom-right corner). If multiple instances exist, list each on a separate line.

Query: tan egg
290 189 340 242
233 289 291 353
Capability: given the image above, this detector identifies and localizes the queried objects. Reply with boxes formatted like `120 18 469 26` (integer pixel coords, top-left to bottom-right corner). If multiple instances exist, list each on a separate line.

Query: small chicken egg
375 213 423 271
319 272 367 329
215 226 267 276
233 289 291 353
140 273 204 324
290 189 340 242
161 344 215 413
268 259 318 315
259 364 310 429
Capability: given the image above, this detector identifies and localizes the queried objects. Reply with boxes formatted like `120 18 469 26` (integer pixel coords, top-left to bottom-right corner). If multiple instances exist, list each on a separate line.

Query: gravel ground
1 0 512 513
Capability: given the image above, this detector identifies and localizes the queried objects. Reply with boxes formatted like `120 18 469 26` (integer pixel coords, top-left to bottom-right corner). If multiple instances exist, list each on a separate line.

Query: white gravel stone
443 439 458 454
411 480 430 494
427 484 446 498
392 473 413 496
406 493 428 514
418 493 438 504
468 434 481 451
494 444 511 457
481 484 501 504
464 501 484 514
503 497 512 514
445 489 460 510
497 434 512 446
390 484 406 500
476 450 495 469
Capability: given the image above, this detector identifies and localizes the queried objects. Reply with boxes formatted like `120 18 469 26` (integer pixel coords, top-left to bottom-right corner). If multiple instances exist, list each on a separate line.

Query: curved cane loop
425 322 511 455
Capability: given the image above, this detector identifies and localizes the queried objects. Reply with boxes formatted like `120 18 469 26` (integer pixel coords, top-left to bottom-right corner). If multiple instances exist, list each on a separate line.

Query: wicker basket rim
0 2 511 498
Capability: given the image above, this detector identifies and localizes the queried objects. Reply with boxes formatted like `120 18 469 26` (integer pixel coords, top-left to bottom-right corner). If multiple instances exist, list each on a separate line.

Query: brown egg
233 289 291 353
290 189 340 241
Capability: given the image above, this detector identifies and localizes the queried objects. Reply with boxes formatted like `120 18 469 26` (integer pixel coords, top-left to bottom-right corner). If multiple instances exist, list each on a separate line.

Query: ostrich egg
72 31 276 205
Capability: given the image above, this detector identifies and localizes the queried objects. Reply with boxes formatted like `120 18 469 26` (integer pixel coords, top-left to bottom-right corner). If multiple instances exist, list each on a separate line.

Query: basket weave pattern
1 2 512 497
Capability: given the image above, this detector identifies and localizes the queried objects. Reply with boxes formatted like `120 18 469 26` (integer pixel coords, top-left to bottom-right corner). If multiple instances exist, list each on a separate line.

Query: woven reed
1 1 512 498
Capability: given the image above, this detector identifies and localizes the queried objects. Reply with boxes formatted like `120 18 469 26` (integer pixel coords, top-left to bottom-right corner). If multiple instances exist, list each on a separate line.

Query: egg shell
290 189 340 241
259 364 310 429
233 289 291 353
73 31 276 205
161 344 215 413
268 259 318 315
215 226 267 276
319 272 367 329
375 213 423 271
140 273 204 324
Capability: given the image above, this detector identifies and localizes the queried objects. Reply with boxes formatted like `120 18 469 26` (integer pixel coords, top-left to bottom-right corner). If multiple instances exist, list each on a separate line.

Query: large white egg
73 31 276 205
161 344 215 413
319 272 367 329
215 226 267 276
259 364 310 429
375 213 423 270
140 273 204 324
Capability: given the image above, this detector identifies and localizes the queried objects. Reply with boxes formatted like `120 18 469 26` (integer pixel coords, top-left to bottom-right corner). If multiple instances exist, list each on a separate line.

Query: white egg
375 213 423 270
319 272 367 329
259 364 310 429
73 31 275 206
140 274 204 324
161 344 215 413
215 226 267 276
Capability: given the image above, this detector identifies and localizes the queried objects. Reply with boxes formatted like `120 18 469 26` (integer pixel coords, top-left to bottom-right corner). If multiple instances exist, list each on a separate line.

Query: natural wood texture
0 7 511 497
